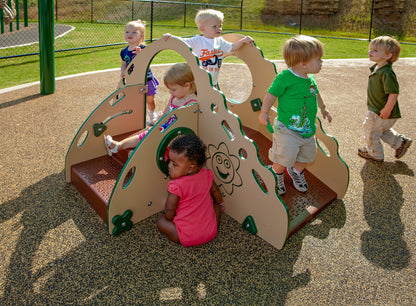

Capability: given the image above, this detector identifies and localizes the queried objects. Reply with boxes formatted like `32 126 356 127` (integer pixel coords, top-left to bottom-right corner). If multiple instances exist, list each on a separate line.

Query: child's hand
216 202 225 212
321 108 332 123
132 46 142 55
379 108 391 119
258 111 270 126
243 35 255 47
162 33 172 41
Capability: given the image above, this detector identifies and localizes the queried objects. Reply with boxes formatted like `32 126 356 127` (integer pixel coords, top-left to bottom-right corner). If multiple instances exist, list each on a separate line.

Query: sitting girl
156 134 224 247
104 63 197 155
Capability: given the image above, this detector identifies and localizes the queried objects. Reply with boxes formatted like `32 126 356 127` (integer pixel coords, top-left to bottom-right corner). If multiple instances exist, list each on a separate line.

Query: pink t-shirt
168 168 218 247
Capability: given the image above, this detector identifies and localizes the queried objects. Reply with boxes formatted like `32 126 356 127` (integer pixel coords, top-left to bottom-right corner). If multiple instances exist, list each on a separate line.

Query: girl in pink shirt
157 134 224 247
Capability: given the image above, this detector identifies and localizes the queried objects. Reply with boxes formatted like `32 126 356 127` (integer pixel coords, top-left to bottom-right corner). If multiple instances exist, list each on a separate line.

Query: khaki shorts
268 120 317 167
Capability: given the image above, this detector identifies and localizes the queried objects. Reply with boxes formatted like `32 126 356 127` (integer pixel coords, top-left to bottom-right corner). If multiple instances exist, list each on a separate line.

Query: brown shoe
358 148 383 162
395 137 412 159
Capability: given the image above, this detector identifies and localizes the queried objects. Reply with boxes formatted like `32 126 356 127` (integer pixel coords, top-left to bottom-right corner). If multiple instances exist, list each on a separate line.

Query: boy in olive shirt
358 36 411 162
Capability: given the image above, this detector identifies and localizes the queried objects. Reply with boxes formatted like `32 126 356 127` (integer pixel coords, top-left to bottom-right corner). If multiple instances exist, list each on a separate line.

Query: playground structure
65 34 349 250
0 0 15 26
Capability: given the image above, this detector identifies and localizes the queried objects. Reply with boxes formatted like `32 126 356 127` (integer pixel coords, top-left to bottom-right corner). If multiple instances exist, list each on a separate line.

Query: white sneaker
103 135 119 156
276 172 286 195
287 166 308 192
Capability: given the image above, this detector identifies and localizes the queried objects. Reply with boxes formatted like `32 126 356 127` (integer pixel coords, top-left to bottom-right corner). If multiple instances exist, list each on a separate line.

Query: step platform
71 131 140 223
242 126 337 236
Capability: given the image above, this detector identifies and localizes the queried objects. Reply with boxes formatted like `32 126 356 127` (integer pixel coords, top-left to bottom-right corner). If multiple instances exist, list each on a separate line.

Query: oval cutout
316 138 330 157
123 167 136 189
211 103 218 113
112 92 126 106
252 169 268 194
239 148 248 159
221 120 236 141
77 130 88 148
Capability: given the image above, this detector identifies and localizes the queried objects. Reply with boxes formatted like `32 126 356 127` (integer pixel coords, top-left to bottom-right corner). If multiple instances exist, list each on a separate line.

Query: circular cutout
156 127 196 175
218 61 253 103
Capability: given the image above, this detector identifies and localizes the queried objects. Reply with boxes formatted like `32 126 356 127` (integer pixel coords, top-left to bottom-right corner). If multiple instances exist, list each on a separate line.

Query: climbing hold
242 215 257 235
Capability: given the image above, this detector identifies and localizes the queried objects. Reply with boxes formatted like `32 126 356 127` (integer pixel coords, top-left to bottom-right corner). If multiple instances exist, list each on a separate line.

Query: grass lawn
2 27 416 90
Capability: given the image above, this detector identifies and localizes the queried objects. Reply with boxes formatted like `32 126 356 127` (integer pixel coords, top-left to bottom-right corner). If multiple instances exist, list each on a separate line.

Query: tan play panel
65 34 349 249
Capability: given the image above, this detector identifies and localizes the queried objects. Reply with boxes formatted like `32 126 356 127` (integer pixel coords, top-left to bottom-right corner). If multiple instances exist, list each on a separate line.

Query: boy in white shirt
163 9 254 87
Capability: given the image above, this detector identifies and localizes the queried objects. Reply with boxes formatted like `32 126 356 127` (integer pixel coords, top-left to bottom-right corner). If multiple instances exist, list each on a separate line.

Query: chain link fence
1 0 416 61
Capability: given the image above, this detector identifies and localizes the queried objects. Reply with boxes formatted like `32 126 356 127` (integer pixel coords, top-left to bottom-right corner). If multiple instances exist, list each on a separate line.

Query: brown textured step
71 130 144 223
243 126 337 236
71 155 124 223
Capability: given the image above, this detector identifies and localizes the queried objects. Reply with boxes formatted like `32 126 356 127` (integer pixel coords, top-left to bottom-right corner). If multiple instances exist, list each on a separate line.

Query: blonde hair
164 63 196 94
125 19 146 45
283 35 324 68
194 9 224 27
370 36 401 63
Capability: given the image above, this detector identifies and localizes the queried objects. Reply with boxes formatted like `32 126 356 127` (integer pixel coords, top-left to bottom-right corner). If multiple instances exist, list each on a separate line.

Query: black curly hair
170 134 207 167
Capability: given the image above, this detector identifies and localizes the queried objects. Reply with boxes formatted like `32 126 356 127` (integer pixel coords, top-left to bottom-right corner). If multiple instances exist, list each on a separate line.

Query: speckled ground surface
0 59 415 304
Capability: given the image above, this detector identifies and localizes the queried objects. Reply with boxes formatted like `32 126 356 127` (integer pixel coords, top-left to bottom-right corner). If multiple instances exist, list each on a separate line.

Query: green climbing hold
242 215 257 235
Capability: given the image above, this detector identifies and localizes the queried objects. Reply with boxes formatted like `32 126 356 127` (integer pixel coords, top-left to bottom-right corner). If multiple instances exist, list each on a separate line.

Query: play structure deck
65 34 349 249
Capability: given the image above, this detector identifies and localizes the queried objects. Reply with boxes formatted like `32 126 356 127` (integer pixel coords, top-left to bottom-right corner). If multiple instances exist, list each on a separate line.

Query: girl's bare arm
164 191 179 220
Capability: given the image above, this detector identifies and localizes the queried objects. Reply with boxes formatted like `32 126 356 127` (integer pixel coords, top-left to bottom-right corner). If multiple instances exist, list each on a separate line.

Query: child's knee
156 215 166 231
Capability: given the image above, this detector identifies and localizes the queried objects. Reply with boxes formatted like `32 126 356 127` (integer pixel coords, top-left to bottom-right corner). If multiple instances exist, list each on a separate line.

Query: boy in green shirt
259 35 332 195
358 36 412 162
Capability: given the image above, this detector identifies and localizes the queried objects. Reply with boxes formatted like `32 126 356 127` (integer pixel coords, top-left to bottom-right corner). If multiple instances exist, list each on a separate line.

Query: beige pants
269 120 317 167
363 111 402 160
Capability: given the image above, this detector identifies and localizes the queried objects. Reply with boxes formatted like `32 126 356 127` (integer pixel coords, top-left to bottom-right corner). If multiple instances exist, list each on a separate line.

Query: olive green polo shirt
367 63 401 119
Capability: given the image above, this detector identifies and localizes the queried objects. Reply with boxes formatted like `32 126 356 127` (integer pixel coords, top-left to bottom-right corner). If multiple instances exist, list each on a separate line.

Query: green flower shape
112 210 133 235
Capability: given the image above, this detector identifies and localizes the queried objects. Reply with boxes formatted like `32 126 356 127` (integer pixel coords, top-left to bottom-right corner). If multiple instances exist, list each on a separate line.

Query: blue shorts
147 77 159 96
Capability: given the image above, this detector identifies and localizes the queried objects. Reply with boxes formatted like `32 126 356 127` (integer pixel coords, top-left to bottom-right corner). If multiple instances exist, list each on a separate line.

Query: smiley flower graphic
207 143 242 195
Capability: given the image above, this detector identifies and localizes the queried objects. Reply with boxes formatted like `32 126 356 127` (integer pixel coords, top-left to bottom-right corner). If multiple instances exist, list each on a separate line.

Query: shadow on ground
360 160 414 270
1 171 346 304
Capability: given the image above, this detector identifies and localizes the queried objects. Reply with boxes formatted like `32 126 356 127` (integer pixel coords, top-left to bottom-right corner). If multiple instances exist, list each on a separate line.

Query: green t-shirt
367 63 401 118
267 69 319 138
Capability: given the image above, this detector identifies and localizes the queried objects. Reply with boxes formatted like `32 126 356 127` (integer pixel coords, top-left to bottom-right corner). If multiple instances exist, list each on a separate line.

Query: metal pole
299 0 303 35
16 0 19 30
184 0 186 28
24 0 28 27
369 0 375 41
240 0 243 30
1 11 4 34
38 0 55 95
131 0 134 21
8 0 12 32
150 1 153 41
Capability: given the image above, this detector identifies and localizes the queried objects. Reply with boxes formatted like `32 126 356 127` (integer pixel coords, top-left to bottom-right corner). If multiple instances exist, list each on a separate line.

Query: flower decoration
112 210 133 235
